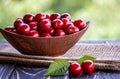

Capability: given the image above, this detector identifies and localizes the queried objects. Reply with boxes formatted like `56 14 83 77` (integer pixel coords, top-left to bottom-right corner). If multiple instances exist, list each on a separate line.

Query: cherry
29 30 39 37
69 62 82 75
62 18 70 26
29 22 38 30
39 19 52 32
14 18 24 29
50 13 60 21
23 13 35 23
63 22 74 30
12 29 17 33
4 26 14 32
81 60 94 74
45 14 50 19
74 19 86 30
61 13 71 19
35 12 46 22
52 19 64 29
55 29 65 36
50 29 55 36
65 26 79 34
17 23 30 35
42 33 51 37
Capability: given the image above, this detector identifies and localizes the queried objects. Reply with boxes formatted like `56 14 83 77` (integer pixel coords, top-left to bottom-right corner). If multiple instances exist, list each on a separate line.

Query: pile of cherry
69 60 94 75
4 12 86 37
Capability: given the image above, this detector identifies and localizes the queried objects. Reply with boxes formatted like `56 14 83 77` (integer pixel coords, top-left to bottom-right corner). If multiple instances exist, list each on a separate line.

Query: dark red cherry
17 23 30 35
50 13 60 21
61 13 71 19
4 26 14 32
69 62 82 75
50 29 55 36
29 22 38 30
23 13 34 23
55 29 65 36
45 14 50 19
12 29 17 33
35 12 46 22
39 19 52 32
62 18 70 26
63 22 74 30
81 60 94 74
65 26 79 34
74 19 86 30
29 30 39 37
14 18 24 29
52 19 64 29
42 33 51 37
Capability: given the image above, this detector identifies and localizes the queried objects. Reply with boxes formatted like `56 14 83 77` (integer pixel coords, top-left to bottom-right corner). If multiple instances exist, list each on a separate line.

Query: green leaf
44 59 70 76
77 55 96 64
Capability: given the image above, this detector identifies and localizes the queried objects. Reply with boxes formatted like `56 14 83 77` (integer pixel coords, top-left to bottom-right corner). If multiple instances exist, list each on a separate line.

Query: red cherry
42 33 51 37
69 62 82 75
50 29 55 36
17 23 30 35
55 29 65 36
63 22 74 29
12 29 17 33
29 30 39 37
4 26 14 32
29 22 38 30
45 14 50 19
39 19 52 32
23 13 35 23
74 19 86 30
61 13 71 19
52 19 64 29
14 18 24 29
81 60 94 74
50 13 60 21
35 12 46 22
62 18 70 26
65 26 79 34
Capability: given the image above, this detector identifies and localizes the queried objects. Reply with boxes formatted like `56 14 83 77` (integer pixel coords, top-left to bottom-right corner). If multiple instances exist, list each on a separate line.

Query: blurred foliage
0 0 120 39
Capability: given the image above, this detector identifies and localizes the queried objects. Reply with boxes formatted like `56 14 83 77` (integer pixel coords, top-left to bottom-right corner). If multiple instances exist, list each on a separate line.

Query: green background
0 0 120 40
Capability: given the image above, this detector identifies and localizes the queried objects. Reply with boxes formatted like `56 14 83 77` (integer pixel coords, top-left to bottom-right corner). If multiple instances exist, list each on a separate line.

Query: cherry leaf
77 55 96 64
44 59 69 76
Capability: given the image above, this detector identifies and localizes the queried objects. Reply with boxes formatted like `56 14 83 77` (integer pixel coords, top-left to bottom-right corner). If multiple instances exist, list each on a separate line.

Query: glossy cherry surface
23 13 34 23
61 13 71 19
50 13 60 21
81 60 94 74
55 29 65 36
29 30 39 37
14 18 24 29
35 12 46 22
17 23 30 35
52 19 64 29
74 19 86 30
29 22 38 30
39 19 52 32
69 62 82 75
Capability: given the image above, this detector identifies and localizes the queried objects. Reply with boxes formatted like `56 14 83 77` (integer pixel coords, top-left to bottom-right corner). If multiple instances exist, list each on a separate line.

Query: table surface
0 39 120 79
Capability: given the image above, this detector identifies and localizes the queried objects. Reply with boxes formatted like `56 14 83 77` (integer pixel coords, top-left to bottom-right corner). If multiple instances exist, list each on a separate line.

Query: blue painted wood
0 40 120 79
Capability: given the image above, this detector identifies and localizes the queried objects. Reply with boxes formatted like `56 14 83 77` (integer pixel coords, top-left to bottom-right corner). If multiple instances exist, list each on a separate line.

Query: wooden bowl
0 21 90 56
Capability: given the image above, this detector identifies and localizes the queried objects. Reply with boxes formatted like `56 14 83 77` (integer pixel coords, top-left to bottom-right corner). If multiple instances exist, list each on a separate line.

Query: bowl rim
0 21 90 39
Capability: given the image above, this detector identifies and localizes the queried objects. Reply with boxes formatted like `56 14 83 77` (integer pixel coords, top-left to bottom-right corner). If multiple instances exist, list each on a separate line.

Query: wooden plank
0 40 120 79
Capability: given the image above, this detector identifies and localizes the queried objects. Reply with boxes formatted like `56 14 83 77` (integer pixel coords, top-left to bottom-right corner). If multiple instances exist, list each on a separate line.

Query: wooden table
0 40 120 79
